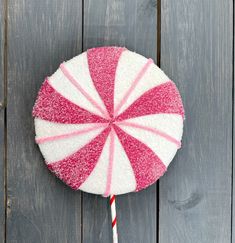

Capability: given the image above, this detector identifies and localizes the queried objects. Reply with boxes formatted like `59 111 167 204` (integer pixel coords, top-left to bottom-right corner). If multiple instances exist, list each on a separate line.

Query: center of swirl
108 117 116 126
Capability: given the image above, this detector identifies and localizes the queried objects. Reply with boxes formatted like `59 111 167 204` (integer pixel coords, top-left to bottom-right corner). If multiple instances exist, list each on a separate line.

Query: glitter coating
116 81 184 121
33 46 185 195
87 47 125 117
47 127 110 190
114 125 166 191
33 79 107 124
114 58 153 116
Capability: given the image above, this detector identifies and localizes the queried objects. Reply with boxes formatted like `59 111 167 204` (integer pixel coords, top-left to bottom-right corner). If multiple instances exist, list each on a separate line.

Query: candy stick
110 195 118 243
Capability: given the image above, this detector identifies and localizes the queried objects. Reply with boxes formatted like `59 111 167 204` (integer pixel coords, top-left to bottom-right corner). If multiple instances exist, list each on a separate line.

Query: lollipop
33 46 184 242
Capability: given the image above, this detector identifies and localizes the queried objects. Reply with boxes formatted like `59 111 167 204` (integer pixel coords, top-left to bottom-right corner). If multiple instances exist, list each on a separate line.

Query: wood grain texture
83 1 158 242
233 2 235 241
159 1 233 243
0 0 5 241
7 1 82 242
4 1 234 242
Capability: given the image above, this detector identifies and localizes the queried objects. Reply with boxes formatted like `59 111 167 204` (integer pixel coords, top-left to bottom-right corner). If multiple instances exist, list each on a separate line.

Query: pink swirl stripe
48 127 111 190
103 128 115 197
32 79 108 124
60 63 110 119
113 124 166 191
116 81 185 121
87 47 126 118
116 121 181 148
36 123 108 144
113 58 153 117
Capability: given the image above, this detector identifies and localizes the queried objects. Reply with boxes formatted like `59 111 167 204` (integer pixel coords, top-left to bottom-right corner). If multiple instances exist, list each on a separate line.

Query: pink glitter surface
116 81 184 121
32 79 108 124
47 127 110 190
87 47 125 118
114 125 166 191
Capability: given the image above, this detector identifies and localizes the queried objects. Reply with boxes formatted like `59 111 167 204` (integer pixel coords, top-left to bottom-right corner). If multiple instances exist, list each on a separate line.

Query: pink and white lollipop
33 46 184 242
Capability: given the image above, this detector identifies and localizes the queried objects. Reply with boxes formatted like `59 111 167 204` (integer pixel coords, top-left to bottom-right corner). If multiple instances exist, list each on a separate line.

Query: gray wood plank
233 3 235 242
159 1 233 243
83 1 158 243
0 0 5 241
7 1 82 242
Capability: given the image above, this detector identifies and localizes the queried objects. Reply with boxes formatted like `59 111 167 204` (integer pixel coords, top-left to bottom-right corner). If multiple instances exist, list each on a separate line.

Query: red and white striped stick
110 195 118 243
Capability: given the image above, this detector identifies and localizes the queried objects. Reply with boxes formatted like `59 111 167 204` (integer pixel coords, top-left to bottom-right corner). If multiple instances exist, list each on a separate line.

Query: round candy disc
33 46 184 196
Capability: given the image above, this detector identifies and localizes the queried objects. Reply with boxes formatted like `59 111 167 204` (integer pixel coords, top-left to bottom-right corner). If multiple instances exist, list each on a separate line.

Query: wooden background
0 0 233 242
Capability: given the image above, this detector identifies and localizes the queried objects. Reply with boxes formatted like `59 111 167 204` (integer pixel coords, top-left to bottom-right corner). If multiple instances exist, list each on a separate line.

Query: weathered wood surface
0 0 5 241
7 1 82 242
159 1 233 243
233 2 235 242
1 0 234 242
83 1 158 242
